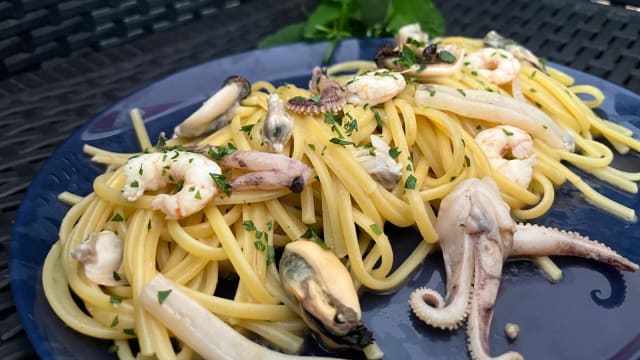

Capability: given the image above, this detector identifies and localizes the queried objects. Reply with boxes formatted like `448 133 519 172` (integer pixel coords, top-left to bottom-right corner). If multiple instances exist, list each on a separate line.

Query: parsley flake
111 213 124 222
108 344 119 353
329 138 355 146
130 180 139 188
502 128 514 136
464 155 471 167
123 328 136 336
266 245 276 265
157 289 172 304
240 124 255 133
110 315 119 328
404 175 417 189
370 224 383 236
210 173 232 196
438 50 457 64
399 45 419 67
457 88 466 96
110 295 122 305
374 111 383 128
254 240 266 251
388 147 401 159
308 143 316 151
195 190 202 200
242 220 257 231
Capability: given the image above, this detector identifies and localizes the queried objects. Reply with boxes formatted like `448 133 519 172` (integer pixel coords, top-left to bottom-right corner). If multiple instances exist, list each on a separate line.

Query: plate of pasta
10 32 640 360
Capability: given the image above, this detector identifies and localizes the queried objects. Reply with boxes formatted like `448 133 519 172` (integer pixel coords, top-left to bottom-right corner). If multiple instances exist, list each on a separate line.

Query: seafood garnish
345 70 407 106
415 84 575 151
409 178 638 360
279 240 374 351
174 75 251 138
141 274 344 360
464 48 521 85
353 135 403 190
484 30 546 72
123 150 222 220
263 93 294 153
375 42 466 79
395 23 429 51
123 147 311 219
71 230 127 286
475 125 536 188
217 150 312 193
287 67 346 114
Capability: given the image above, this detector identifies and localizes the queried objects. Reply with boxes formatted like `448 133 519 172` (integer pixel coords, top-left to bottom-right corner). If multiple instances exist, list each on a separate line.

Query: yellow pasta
41 33 639 360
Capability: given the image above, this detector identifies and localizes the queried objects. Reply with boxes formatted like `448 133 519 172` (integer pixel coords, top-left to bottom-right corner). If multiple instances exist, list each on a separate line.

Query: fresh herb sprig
258 0 445 63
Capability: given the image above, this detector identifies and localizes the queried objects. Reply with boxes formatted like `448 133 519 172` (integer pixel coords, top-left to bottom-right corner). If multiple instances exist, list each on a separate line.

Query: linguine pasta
42 34 639 359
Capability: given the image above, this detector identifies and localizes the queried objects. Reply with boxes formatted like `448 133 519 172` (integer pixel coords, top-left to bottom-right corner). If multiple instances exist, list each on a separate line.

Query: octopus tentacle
467 234 523 360
511 223 639 271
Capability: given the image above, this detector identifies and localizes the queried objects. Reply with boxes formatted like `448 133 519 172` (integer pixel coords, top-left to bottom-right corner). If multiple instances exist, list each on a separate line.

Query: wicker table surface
1 0 639 358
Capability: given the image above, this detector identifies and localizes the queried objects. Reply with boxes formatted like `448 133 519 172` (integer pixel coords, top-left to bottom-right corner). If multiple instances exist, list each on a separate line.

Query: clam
375 43 465 79
263 93 294 153
174 75 251 138
71 230 127 286
279 240 373 351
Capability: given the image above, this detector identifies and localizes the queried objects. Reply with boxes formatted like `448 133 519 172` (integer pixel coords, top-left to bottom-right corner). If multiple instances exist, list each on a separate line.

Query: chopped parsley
457 88 466 96
370 223 383 236
123 328 136 336
242 220 257 231
111 213 124 222
476 124 483 130
406 37 425 48
310 94 321 103
195 190 202 200
464 155 471 167
399 45 419 67
471 70 478 76
138 164 143 176
210 173 232 196
240 124 255 133
308 143 316 151
266 245 276 265
530 88 537 93
110 315 119 328
254 240 266 251
301 226 329 249
427 87 436 97
324 113 343 126
438 50 457 64
267 220 273 231
172 179 184 194
329 138 355 146
530 70 537 78
162 165 170 175
388 147 401 159
502 128 514 136
207 143 236 160
157 289 172 304
129 180 139 188
404 175 417 189
108 344 119 353
110 295 122 305
374 111 383 128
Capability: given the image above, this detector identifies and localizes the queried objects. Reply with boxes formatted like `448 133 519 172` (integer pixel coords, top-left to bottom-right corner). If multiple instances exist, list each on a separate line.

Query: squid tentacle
511 223 639 271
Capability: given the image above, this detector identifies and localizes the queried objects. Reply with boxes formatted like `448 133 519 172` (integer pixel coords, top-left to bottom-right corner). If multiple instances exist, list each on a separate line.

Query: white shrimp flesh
475 125 536 188
123 149 222 220
353 135 403 190
71 230 127 286
465 48 521 85
345 70 407 106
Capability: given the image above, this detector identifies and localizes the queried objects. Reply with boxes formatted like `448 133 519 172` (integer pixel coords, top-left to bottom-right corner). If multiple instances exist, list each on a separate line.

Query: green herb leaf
308 143 316 151
210 173 232 196
108 344 119 353
130 180 139 188
111 213 124 222
370 223 383 235
438 50 456 63
240 124 255 133
254 240 266 251
329 138 355 146
398 45 419 67
404 175 417 189
123 328 136 336
110 315 119 328
502 128 514 136
157 289 172 304
110 295 122 305
385 0 445 37
266 245 276 265
267 220 273 231
258 22 305 48
243 220 257 231
374 111 383 128
388 147 401 159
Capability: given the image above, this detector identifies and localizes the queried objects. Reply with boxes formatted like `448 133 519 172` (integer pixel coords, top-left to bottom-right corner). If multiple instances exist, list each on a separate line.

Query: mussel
279 240 373 351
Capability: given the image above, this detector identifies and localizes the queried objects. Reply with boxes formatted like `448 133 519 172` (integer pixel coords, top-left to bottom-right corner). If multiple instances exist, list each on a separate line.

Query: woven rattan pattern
0 0 255 77
0 0 638 358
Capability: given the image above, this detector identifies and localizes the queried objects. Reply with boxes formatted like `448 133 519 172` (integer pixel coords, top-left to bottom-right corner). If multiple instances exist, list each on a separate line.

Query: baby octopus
409 177 638 360
123 147 312 220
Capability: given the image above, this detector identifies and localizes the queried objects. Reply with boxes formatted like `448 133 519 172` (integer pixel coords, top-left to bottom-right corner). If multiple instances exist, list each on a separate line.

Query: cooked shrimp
123 150 222 219
345 70 407 106
475 125 536 188
465 48 520 85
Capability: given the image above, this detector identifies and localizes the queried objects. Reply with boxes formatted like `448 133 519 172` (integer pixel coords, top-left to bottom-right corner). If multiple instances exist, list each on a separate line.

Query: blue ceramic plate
10 39 640 360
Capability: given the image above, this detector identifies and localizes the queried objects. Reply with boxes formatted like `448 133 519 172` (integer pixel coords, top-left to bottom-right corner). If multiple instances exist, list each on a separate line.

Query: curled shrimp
123 149 221 220
465 48 520 85
475 125 536 188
